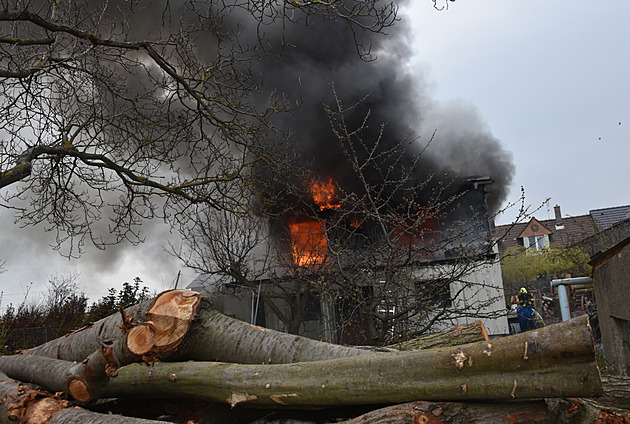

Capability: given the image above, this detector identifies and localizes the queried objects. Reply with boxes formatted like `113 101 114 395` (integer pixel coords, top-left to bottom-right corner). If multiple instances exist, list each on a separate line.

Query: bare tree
301 89 507 344
171 204 326 335
0 0 398 257
173 86 510 344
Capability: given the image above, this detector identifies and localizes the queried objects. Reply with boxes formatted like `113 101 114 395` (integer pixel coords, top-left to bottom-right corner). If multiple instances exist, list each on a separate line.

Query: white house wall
450 260 509 336
411 259 509 337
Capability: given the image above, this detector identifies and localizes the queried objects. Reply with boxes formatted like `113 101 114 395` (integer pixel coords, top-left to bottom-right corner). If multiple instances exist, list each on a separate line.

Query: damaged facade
188 177 509 343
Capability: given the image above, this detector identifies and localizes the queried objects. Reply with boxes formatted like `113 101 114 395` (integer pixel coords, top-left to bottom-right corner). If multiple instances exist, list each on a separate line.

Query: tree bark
102 315 602 408
0 370 67 424
23 293 490 366
337 399 553 424
44 408 173 424
1 290 203 402
0 371 169 424
172 299 371 363
23 289 202 361
0 342 136 402
0 354 72 393
173 299 490 363
388 320 489 351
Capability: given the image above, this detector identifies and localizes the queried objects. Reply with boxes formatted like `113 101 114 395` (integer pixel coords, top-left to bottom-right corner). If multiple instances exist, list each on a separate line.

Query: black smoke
240 4 514 213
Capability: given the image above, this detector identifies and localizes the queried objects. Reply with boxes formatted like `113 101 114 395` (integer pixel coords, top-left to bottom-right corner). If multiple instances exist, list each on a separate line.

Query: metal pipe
549 277 593 321
550 277 593 287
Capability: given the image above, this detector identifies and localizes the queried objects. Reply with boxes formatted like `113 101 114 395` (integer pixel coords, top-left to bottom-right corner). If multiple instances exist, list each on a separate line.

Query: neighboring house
577 210 630 257
495 204 630 258
495 204 630 326
188 178 510 341
496 205 595 257
590 234 630 375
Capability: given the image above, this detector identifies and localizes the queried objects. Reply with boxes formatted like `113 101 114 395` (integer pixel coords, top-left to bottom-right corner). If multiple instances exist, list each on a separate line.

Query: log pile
0 289 614 423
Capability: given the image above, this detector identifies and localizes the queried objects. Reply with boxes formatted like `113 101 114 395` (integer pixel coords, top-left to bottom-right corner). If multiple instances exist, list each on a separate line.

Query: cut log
389 320 489 351
102 315 602 408
0 371 67 424
23 289 202 362
23 293 489 366
337 399 553 424
173 300 489 363
0 355 73 396
22 293 367 364
0 371 169 424
0 290 203 402
172 298 371 363
0 354 109 402
44 408 173 424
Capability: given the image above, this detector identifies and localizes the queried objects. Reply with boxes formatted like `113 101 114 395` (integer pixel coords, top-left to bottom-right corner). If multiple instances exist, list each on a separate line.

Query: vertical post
557 284 571 321
253 282 262 325
550 277 592 322
250 290 255 324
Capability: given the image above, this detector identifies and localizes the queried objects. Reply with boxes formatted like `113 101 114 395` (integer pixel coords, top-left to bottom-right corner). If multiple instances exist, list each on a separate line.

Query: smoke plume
246 4 514 213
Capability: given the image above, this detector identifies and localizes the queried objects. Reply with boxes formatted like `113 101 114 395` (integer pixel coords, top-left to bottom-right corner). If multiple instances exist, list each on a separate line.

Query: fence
0 326 62 351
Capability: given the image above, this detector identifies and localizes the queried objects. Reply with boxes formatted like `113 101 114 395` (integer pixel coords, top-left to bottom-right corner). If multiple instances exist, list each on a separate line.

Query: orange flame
286 215 328 266
310 176 341 210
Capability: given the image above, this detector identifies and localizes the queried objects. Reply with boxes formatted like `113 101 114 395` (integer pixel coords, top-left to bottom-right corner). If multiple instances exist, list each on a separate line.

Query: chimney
554 205 564 230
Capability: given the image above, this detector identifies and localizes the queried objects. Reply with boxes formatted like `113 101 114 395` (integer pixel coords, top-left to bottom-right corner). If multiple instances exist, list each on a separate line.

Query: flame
286 215 328 266
309 176 341 210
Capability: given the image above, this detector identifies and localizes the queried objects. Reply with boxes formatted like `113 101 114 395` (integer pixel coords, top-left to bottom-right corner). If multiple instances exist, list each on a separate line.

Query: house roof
517 218 553 239
590 205 630 231
495 204 630 255
495 214 597 254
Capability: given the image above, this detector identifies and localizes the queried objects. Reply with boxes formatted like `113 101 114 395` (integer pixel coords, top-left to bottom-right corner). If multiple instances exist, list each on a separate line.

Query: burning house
189 172 509 343
186 0 513 343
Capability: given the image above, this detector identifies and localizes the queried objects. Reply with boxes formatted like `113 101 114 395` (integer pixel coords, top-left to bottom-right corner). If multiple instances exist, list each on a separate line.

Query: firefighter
517 287 537 332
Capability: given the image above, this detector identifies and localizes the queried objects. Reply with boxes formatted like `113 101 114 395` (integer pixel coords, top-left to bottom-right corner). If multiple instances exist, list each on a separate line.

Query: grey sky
0 216 184 308
2 1 628 304
405 1 630 224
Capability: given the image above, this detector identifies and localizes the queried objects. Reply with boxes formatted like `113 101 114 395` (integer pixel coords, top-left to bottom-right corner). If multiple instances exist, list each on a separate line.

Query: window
523 235 548 251
528 235 545 250
415 279 452 308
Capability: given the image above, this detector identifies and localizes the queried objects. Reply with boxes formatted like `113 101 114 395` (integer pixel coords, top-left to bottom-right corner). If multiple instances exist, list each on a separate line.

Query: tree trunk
172 299 371 363
23 293 490 366
0 371 169 424
44 408 173 424
0 370 67 424
102 315 602 408
0 343 137 402
1 290 203 402
23 289 202 362
337 399 553 424
173 299 490 363
0 355 74 396
389 320 489 351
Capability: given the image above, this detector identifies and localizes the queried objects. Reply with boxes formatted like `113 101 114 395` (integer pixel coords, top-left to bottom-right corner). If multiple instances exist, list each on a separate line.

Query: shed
590 235 630 375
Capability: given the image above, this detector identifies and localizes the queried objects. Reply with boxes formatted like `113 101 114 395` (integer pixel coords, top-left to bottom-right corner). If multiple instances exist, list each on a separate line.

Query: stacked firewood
0 290 607 423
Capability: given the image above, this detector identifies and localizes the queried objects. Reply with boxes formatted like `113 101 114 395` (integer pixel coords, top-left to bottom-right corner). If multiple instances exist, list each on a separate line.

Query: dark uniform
517 288 536 332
